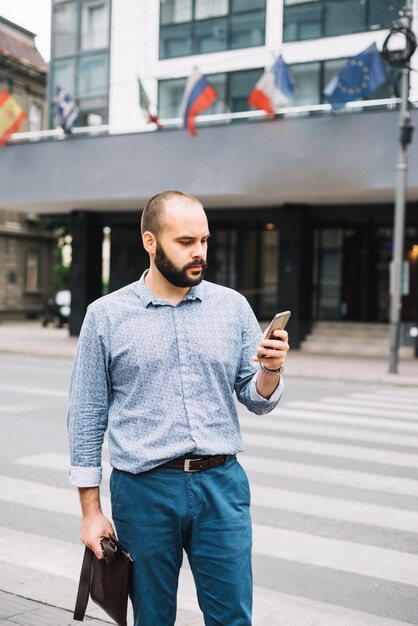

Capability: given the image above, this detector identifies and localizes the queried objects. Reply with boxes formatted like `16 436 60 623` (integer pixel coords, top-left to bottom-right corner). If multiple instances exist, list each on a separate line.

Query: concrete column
69 212 103 336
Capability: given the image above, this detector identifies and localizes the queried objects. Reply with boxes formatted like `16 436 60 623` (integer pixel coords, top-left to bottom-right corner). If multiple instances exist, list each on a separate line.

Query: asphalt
0 319 416 624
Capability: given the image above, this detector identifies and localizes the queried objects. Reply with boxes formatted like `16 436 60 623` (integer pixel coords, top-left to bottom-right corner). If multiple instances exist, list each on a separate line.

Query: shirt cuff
249 371 284 403
69 465 103 487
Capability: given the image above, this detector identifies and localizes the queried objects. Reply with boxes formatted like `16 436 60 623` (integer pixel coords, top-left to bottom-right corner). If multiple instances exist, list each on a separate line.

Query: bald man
68 190 289 626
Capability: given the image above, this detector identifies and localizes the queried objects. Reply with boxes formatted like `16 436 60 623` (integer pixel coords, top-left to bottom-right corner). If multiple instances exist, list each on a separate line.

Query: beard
154 241 207 288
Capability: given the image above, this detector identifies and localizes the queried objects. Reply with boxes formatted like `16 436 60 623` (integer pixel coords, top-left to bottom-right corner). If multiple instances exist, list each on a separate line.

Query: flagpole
388 0 415 373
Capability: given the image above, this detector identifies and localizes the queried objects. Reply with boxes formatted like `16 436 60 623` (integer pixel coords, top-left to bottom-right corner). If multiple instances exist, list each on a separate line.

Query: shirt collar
135 270 204 307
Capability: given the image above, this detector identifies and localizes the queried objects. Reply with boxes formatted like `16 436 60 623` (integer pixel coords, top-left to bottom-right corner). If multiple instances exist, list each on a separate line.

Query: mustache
184 259 207 270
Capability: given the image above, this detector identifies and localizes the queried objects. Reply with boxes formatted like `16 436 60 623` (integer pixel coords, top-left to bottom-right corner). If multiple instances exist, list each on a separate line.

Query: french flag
248 55 295 115
180 69 218 137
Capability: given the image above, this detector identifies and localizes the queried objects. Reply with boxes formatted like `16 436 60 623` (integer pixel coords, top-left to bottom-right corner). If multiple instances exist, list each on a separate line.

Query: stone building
0 16 55 320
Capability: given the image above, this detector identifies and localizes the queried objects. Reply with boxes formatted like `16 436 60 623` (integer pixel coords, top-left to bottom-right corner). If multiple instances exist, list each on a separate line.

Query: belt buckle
184 458 203 472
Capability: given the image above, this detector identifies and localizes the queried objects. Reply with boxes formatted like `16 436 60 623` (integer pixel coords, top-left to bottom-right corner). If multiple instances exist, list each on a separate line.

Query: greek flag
55 86 79 133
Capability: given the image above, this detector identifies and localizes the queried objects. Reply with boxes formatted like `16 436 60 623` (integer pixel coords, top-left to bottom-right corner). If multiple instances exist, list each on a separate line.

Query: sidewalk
0 321 417 386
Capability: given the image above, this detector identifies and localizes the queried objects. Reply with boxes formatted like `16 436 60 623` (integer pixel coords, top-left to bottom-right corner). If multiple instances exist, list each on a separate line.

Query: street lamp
382 2 417 373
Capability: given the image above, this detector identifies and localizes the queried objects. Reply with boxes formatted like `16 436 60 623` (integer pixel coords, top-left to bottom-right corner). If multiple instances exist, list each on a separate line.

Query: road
0 354 417 625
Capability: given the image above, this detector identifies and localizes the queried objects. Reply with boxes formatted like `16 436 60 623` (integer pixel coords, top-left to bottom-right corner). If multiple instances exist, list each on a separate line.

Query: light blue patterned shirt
68 273 283 487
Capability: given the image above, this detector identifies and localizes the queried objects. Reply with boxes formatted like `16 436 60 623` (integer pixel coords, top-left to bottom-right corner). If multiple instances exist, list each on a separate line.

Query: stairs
299 321 414 359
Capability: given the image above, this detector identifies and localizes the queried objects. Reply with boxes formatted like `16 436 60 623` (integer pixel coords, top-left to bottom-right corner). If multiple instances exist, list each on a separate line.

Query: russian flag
248 55 295 115
180 69 218 137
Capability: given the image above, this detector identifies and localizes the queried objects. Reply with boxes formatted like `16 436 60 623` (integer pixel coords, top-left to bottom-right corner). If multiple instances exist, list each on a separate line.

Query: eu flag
323 43 387 110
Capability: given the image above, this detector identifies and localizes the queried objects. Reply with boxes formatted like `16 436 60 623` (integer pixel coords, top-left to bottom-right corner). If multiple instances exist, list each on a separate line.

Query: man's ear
142 231 156 254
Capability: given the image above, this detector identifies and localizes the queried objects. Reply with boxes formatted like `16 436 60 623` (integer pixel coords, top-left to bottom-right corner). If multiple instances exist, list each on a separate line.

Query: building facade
0 17 55 320
5 0 418 350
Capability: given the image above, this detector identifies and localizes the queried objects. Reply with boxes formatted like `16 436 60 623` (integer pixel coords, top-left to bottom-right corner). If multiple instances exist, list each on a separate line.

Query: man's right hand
80 511 116 559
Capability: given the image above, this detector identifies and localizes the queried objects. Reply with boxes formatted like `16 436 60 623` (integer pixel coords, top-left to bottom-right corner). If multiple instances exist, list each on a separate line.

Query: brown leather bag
74 536 133 626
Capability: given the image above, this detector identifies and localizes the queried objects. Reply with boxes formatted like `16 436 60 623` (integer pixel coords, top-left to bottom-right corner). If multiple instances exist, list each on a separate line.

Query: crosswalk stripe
0 404 43 414
17 451 418 498
253 525 418 587
240 416 418 447
286 401 418 420
240 455 418 497
324 396 418 413
1 527 411 626
350 392 418 406
268 408 418 433
250 484 418 532
0 384 67 398
246 432 418 468
367 389 418 400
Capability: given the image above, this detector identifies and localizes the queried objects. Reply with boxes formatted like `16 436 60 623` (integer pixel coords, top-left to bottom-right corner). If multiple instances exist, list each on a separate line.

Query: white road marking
247 432 418 468
0 384 67 398
285 401 418 420
350 392 418 406
250 484 418 532
324 395 418 413
253 524 418 587
0 404 44 413
240 416 418 447
266 408 418 433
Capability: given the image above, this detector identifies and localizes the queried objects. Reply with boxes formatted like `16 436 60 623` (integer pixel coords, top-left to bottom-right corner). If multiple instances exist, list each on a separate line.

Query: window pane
78 54 108 97
81 1 110 50
158 77 187 118
53 2 77 57
195 17 228 53
283 2 322 42
79 109 108 126
29 104 42 132
230 10 265 49
160 23 192 58
368 0 403 29
290 62 320 105
160 0 192 24
322 57 347 101
324 0 365 37
232 0 265 12
195 0 228 19
229 68 263 111
52 58 76 95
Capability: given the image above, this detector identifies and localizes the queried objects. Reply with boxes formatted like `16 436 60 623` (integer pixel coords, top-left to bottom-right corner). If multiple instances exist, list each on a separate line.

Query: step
299 341 414 359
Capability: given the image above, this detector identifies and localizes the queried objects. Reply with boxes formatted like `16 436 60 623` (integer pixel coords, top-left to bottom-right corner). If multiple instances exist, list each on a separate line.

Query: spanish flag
0 91 27 147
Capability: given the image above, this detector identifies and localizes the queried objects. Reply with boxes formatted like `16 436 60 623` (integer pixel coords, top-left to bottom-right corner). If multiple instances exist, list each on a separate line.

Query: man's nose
192 242 205 257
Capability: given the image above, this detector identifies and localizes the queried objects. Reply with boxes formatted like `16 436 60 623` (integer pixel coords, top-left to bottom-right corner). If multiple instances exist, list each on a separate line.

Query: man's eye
179 241 191 246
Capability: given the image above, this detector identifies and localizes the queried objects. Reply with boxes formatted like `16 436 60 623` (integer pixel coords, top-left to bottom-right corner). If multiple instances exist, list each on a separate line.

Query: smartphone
263 310 291 339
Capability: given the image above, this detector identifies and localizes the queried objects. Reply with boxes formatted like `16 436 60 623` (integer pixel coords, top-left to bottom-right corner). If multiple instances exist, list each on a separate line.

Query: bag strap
73 547 94 622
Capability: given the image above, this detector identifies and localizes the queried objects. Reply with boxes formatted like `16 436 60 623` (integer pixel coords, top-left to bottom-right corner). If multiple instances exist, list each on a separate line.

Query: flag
138 78 161 128
248 55 295 115
55 86 79 134
180 69 218 137
323 43 387 110
0 91 27 147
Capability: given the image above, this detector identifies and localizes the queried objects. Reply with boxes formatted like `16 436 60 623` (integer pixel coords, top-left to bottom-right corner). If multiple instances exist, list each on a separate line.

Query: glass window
283 2 322 42
324 0 365 37
160 23 193 58
291 62 321 105
230 9 265 48
52 2 77 57
79 109 108 126
160 0 192 24
194 0 228 19
51 58 76 96
78 54 108 98
229 68 263 111
368 0 402 28
81 1 110 50
232 0 265 12
26 253 39 290
322 57 347 101
204 73 227 114
159 77 187 118
195 17 227 53
29 104 42 132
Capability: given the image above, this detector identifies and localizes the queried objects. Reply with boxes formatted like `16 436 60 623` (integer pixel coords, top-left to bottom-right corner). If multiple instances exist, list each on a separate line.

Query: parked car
41 290 71 328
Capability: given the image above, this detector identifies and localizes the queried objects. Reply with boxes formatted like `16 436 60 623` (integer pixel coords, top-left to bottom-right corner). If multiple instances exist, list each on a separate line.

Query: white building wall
109 0 418 132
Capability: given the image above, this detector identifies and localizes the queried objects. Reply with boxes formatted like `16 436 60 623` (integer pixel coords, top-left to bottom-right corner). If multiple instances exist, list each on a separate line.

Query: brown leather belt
160 455 236 473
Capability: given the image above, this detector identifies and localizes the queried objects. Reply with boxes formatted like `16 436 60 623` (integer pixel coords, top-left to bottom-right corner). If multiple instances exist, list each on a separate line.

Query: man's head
141 191 210 288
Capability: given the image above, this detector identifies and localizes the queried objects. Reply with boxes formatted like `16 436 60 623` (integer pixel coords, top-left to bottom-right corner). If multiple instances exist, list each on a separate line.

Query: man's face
153 199 210 288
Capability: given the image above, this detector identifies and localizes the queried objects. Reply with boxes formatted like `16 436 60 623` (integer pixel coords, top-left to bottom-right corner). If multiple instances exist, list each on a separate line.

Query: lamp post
382 1 416 373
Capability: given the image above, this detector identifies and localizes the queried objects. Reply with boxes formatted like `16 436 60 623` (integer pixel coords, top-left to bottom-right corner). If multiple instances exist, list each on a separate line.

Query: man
68 190 289 626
